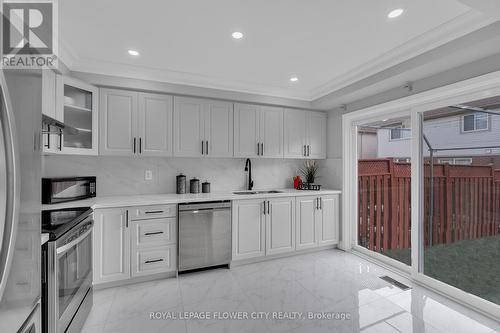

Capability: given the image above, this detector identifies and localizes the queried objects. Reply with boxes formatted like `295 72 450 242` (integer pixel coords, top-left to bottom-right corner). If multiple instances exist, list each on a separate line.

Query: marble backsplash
42 155 320 196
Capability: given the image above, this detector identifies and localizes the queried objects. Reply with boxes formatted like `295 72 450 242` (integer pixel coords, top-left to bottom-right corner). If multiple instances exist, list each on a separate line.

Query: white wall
42 155 307 196
319 110 344 190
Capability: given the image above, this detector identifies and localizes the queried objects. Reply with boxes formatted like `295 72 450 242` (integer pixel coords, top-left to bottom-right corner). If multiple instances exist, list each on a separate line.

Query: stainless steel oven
42 177 96 204
42 209 93 333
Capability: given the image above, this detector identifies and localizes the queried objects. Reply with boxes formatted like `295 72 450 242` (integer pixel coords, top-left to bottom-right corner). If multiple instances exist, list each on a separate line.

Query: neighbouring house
374 106 500 169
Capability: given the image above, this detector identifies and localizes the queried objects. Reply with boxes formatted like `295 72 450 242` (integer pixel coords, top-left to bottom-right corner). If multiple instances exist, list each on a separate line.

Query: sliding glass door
356 114 412 267
345 82 500 318
420 97 500 306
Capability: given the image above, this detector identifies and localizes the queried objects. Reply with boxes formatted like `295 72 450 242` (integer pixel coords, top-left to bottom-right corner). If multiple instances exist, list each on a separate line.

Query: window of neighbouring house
438 158 473 165
462 113 488 132
390 125 411 140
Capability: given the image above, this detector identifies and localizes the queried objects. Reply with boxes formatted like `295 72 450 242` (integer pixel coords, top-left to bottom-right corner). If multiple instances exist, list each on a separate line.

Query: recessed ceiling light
290 76 299 82
128 49 140 56
388 8 404 18
232 32 244 39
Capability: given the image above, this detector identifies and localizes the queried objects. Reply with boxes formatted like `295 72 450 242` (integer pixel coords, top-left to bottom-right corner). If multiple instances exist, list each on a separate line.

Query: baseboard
93 271 177 290
230 244 338 267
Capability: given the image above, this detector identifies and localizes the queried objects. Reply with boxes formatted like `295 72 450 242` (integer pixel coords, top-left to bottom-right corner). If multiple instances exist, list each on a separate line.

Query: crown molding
58 10 496 102
65 55 312 101
308 10 497 100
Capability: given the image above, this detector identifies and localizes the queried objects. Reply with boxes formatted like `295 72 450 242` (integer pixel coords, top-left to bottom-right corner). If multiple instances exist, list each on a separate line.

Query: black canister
176 174 186 194
202 181 211 193
190 178 200 193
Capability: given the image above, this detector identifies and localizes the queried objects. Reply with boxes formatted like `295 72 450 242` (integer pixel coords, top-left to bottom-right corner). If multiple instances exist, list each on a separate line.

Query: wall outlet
145 170 153 181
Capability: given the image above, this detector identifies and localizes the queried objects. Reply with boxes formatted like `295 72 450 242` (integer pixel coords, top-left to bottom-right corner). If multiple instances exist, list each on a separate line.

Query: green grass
382 235 500 305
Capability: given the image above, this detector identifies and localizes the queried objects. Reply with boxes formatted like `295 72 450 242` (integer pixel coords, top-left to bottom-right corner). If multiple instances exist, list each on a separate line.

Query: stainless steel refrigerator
0 70 42 332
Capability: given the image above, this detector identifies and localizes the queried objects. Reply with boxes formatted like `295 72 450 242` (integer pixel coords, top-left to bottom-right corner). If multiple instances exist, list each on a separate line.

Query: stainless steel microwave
42 177 96 204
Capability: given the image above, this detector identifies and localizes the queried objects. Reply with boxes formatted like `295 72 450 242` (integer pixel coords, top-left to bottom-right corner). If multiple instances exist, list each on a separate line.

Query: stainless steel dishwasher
178 201 231 272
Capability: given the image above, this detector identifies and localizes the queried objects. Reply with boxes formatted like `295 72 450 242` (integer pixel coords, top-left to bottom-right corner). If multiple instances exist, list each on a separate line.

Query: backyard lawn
383 234 500 305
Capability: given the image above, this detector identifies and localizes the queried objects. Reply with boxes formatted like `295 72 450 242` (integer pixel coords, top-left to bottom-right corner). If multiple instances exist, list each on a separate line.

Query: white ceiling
59 0 490 101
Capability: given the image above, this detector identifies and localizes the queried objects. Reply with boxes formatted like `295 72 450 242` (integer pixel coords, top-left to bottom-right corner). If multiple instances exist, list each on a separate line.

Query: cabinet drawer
130 204 176 220
132 217 176 248
132 245 176 277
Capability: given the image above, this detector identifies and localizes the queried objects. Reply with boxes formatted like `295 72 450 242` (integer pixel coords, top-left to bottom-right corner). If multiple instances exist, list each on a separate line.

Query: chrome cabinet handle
320 197 322 210
133 138 136 154
126 210 129 228
144 231 163 236
206 140 209 155
201 141 204 155
304 145 306 157
145 258 164 264
307 145 310 157
257 142 260 156
145 210 164 214
261 143 264 156
139 137 142 154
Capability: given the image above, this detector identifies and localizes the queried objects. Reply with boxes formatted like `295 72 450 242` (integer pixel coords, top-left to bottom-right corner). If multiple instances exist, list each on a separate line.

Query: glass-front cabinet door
59 76 99 155
42 74 98 155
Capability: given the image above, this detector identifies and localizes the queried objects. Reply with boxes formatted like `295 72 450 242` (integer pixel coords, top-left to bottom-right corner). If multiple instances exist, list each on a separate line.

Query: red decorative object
293 176 302 189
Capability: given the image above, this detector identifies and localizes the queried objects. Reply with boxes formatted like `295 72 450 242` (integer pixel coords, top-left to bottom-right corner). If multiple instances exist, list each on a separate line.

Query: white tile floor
82 249 500 333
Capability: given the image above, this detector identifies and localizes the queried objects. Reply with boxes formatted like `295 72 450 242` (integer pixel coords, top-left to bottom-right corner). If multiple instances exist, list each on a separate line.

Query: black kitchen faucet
245 158 254 190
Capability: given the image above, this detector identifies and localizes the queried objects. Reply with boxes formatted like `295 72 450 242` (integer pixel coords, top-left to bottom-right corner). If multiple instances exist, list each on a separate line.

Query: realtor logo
1 0 58 68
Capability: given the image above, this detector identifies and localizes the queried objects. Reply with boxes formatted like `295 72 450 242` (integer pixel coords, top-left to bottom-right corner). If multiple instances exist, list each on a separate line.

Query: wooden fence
358 159 500 251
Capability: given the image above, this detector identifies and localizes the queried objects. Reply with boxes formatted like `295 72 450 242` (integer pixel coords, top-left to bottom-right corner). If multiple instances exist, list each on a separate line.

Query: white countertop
42 188 341 210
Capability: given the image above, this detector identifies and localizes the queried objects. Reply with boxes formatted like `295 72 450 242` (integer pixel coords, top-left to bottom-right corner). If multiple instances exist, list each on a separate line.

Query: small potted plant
299 160 318 186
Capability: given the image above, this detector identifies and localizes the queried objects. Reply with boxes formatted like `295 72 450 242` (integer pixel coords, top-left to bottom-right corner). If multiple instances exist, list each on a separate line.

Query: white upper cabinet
42 70 58 119
100 89 173 156
307 112 327 159
42 70 62 154
173 97 205 157
234 103 283 158
284 109 307 158
138 93 173 156
234 103 260 157
43 74 98 155
284 109 326 159
61 77 99 155
100 88 138 156
205 100 234 158
173 96 233 158
260 106 284 158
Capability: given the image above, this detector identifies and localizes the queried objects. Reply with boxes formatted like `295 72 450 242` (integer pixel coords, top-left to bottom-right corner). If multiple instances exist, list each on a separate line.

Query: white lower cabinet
232 199 266 260
295 196 318 250
232 197 295 260
130 217 176 277
93 205 177 286
93 208 131 284
295 194 339 250
318 194 339 246
266 197 295 255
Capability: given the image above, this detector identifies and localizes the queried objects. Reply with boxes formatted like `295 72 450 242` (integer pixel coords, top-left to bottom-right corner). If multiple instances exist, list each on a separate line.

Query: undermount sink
233 190 283 195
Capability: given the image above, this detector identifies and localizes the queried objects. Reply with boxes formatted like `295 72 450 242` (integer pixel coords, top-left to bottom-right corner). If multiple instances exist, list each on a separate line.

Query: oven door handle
57 228 92 255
